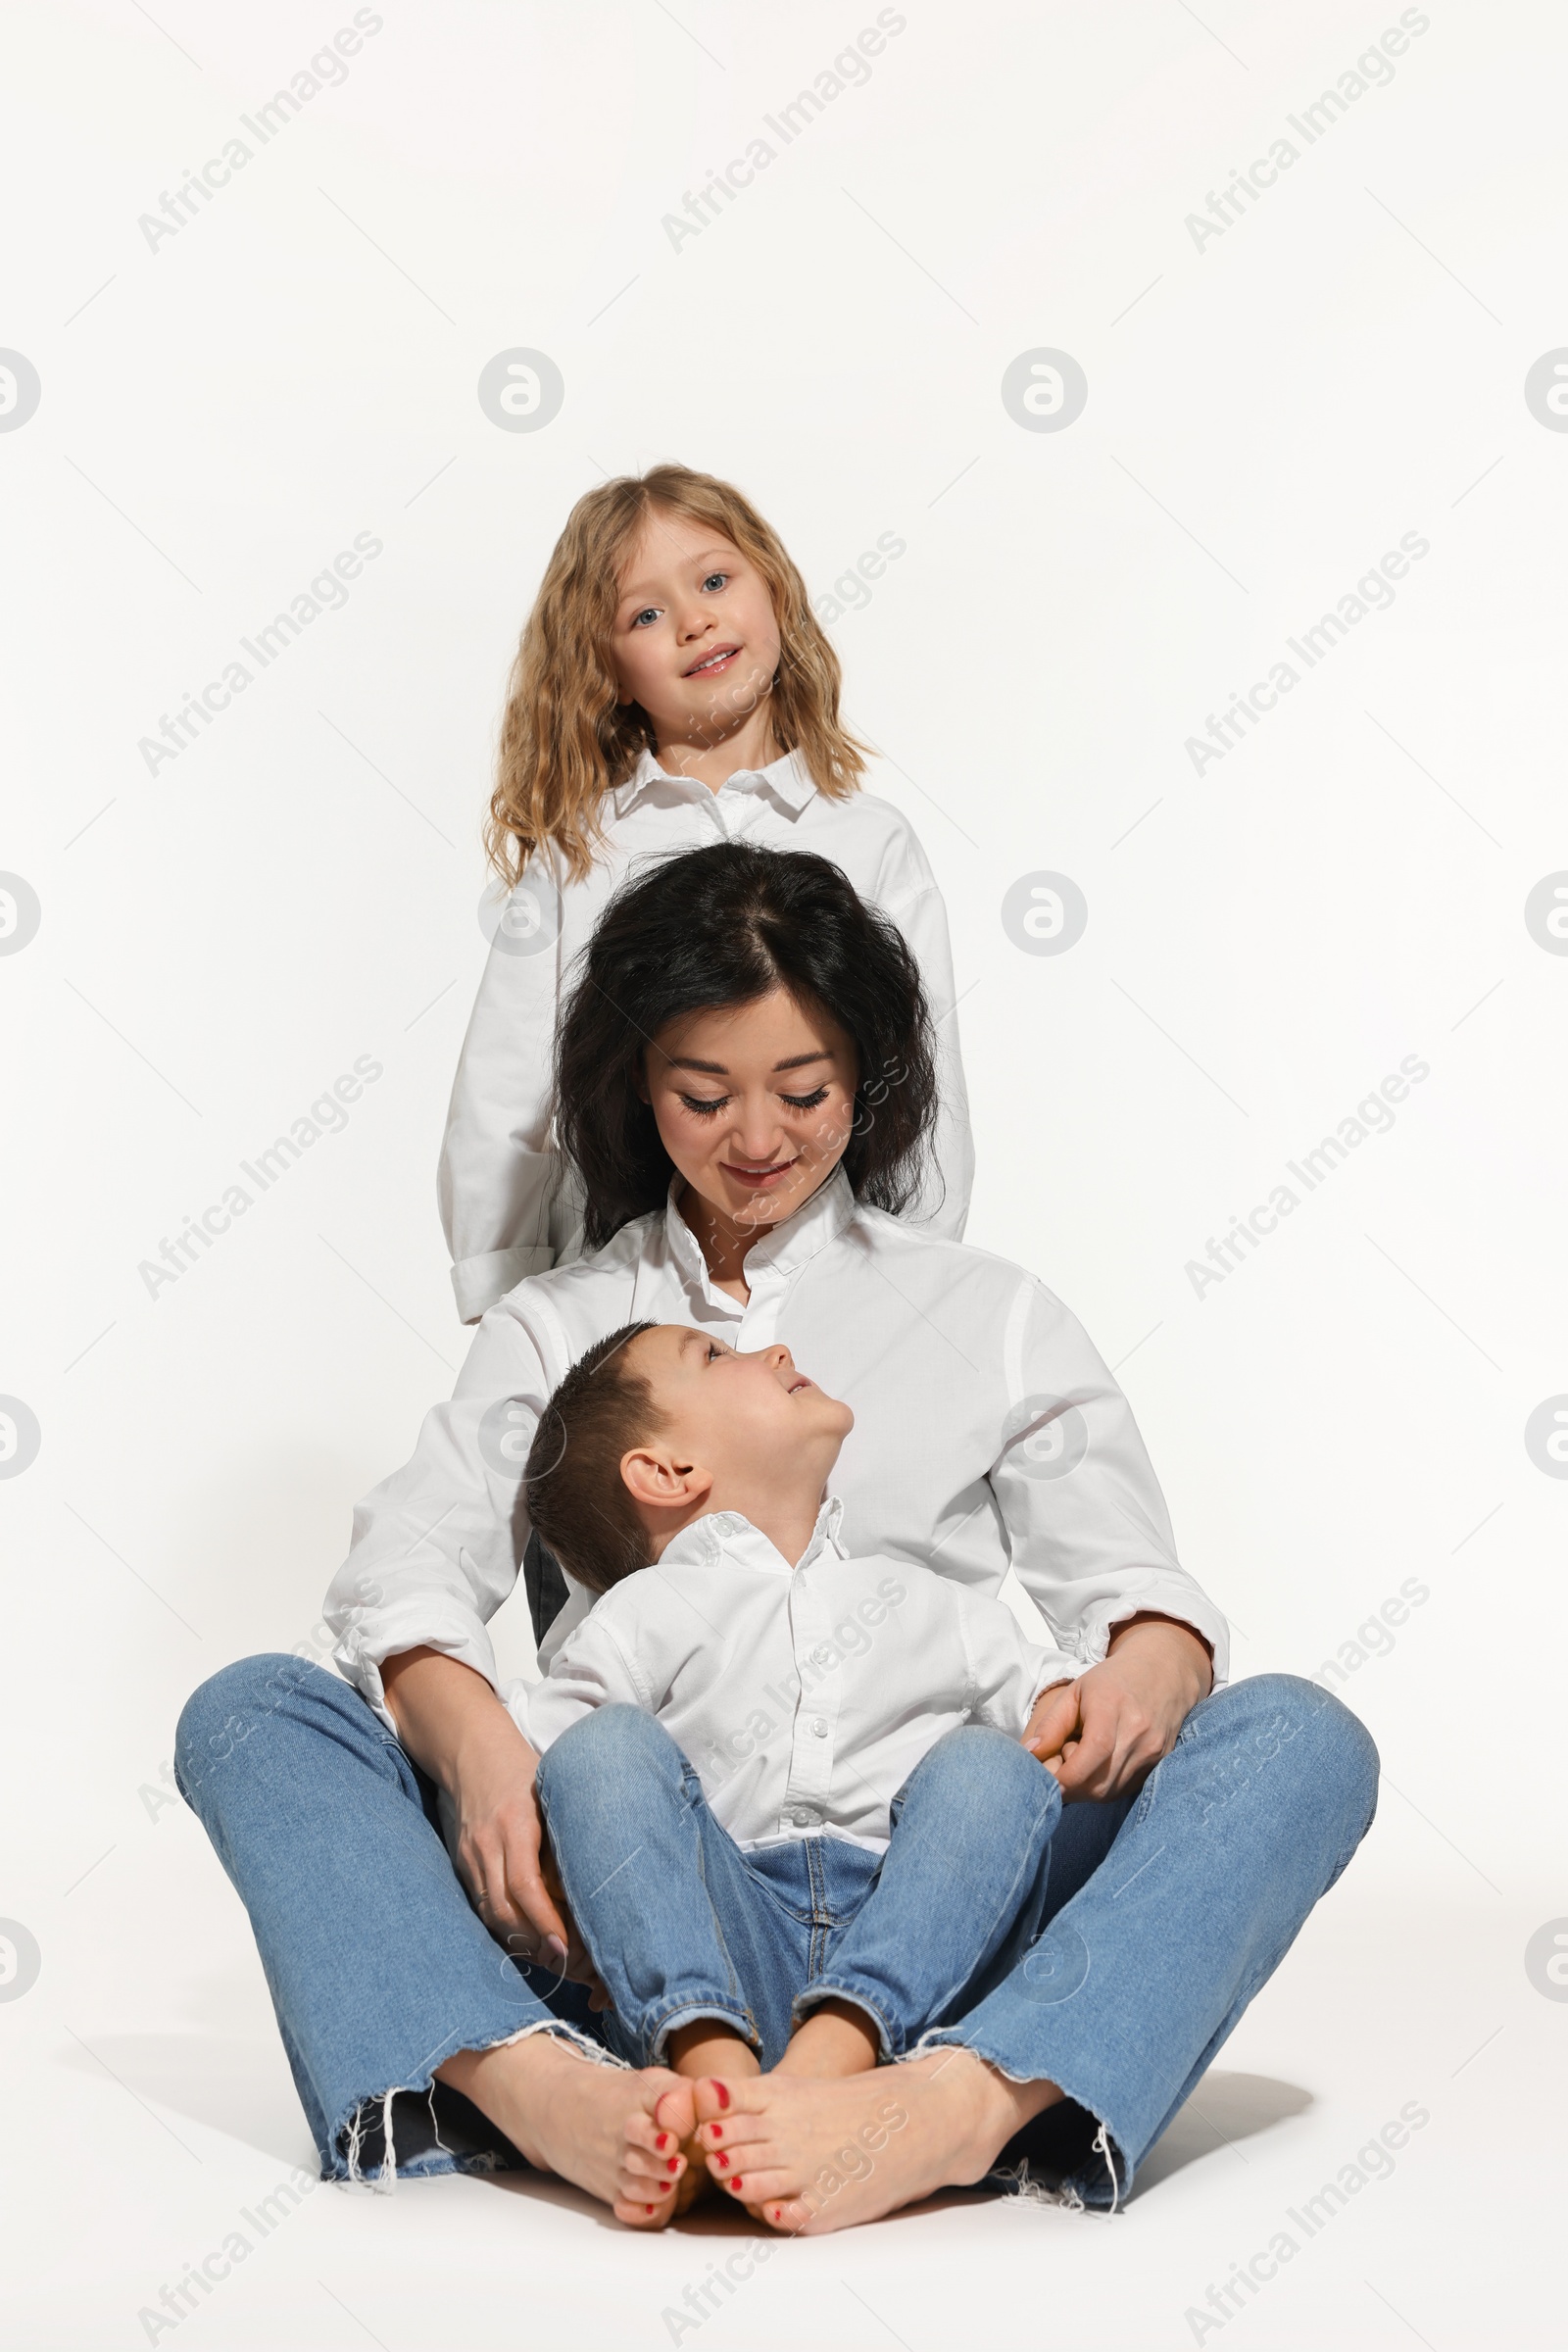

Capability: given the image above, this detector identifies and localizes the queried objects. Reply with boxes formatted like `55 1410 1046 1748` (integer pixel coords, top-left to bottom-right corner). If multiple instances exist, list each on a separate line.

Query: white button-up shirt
327 1170 1229 1719
506 1500 1063 1853
438 747 973 1322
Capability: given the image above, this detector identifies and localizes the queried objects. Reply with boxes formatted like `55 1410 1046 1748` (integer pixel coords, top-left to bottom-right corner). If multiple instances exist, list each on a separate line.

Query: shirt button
811 1647 830 1668
811 1719 829 1738
791 1807 814 1827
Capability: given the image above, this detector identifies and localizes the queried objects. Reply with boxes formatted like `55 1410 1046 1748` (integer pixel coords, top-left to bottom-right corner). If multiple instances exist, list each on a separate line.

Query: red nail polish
657 2132 671 2151
710 2124 722 2140
666 2157 679 2173
731 2177 743 2191
645 2203 654 2214
714 2152 729 2170
714 2081 731 2110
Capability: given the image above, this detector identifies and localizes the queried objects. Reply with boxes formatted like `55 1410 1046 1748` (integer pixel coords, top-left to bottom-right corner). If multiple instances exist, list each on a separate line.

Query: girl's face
639 986 858 1237
610 508 782 753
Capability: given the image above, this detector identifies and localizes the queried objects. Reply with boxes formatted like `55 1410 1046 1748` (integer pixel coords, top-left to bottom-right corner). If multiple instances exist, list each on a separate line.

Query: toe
763 2194 816 2234
622 2108 665 2156
615 2161 678 2206
717 2164 796 2209
696 2108 772 2156
653 2079 697 2140
612 2194 673 2230
692 2076 735 2125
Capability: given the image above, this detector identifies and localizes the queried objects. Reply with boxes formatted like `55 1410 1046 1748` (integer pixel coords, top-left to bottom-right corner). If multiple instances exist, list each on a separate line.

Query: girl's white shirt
327 1169 1230 1725
438 746 973 1323
504 1499 1064 1855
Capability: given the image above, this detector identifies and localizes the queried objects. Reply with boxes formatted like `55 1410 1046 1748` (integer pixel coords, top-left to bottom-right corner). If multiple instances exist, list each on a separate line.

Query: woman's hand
379 1647 602 1994
1022 1613 1213 1802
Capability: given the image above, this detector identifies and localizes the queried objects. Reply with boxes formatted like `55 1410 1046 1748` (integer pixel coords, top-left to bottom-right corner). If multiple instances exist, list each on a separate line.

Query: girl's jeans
535 1710 1064 2069
175 1659 1377 2207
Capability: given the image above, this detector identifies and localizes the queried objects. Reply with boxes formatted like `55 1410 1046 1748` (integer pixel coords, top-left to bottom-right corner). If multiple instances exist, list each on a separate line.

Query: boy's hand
1022 1614 1213 1802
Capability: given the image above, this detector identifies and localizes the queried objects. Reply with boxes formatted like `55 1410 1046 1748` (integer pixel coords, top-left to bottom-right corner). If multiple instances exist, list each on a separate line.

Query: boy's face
625 1326 853 1501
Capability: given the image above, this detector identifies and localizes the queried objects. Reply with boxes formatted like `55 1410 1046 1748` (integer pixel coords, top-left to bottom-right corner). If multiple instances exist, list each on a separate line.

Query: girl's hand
1022 1614 1213 1802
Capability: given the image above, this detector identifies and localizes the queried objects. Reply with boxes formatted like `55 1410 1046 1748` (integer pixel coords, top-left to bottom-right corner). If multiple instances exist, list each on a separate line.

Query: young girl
438 463 972 1322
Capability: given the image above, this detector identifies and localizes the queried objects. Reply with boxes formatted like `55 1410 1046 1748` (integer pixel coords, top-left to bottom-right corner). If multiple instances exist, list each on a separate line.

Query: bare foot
774 1998 879 2081
435 2034 699 2227
691 2049 1063 2234
665 2021 760 2208
667 2020 761 2085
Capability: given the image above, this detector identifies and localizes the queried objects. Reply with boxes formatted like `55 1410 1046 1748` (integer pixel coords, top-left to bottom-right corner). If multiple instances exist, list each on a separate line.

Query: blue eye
702 571 728 591
630 606 660 628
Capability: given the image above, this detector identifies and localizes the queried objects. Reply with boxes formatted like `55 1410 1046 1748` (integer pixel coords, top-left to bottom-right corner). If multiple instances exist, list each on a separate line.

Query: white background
2 1 1563 2344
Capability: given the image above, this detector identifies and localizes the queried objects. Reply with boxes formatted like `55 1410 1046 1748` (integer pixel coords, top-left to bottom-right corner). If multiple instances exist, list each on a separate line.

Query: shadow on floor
487 2164 996 2235
1132 2072 1314 2195
57 2027 1311 2220
56 2031 314 2170
480 2067 1314 2230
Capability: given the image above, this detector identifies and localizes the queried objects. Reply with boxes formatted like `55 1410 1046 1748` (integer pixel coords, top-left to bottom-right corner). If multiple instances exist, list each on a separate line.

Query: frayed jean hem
902 2028 1129 2215
327 2015 625 2191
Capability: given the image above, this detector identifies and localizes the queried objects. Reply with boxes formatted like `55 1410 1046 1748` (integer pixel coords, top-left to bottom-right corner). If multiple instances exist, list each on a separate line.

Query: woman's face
610 508 781 751
640 986 858 1235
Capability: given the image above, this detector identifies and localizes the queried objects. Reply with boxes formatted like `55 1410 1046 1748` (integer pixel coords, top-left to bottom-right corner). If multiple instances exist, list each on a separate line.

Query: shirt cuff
1029 1658 1083 1702
496 1676 538 1746
1078 1587 1232 1687
451 1243 556 1325
332 1613 504 1735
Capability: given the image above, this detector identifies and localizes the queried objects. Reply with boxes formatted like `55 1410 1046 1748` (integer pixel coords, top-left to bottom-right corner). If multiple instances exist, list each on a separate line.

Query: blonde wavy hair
485 463 870 887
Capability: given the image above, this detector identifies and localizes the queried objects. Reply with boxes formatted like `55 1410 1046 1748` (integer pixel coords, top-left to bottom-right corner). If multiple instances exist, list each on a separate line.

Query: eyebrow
668 1050 832 1076
615 550 739 608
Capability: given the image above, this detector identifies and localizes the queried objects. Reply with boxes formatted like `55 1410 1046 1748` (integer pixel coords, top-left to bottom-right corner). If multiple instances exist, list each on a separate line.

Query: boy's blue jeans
534 1708 1062 2069
175 1658 1377 2209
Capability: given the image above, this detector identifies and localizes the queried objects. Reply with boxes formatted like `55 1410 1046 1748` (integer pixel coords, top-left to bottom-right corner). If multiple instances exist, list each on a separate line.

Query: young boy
507 1320 1077 2220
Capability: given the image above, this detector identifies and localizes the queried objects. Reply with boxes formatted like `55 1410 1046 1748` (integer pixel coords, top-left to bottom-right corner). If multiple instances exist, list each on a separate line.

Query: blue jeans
173 1653 599 2184
535 1708 1062 2068
175 1658 1377 2206
921 1672 1379 2207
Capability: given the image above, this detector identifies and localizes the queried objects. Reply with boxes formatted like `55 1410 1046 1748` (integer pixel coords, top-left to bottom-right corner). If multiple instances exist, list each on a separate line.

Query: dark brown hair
554 842 939 1250
523 1323 662 1595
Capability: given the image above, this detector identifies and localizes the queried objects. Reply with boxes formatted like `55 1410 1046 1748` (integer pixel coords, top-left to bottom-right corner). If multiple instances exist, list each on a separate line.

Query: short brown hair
523 1323 662 1595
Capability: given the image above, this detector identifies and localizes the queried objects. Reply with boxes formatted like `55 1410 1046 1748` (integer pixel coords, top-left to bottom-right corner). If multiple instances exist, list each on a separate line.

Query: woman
177 843 1375 2230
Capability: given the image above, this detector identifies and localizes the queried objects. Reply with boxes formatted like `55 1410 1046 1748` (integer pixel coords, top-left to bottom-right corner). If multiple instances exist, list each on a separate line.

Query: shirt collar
663 1166 858 1312
660 1494 846 1578
611 745 817 820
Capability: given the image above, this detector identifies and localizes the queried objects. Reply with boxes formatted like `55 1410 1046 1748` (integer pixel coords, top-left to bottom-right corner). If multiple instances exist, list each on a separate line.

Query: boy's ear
619 1447 712 1513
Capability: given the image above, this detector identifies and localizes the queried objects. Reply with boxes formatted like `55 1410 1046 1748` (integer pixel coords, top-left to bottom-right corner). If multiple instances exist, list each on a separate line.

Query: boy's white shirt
439 747 974 1322
502 1497 1072 1855
326 1167 1233 1723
